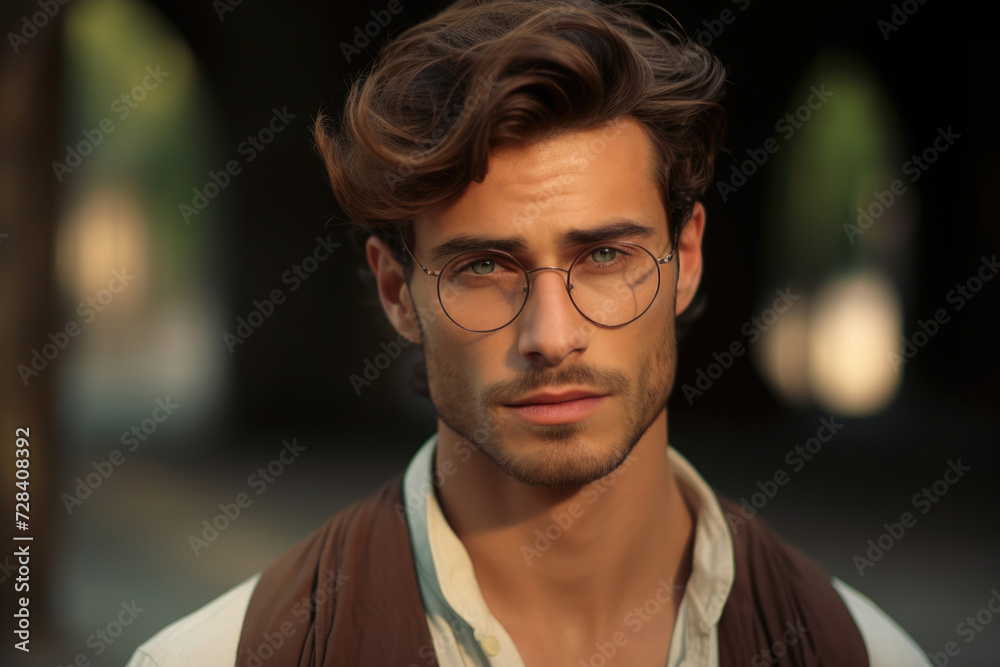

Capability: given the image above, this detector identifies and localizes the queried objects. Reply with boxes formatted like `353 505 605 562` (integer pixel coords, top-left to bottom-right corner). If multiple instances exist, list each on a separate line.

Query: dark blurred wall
138 0 997 449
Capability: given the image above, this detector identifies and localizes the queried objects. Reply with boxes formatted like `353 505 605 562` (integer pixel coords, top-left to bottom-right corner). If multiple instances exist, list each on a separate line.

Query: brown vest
235 473 869 666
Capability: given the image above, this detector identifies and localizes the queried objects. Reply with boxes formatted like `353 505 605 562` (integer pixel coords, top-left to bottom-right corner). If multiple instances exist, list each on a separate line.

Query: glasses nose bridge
524 264 574 296
524 266 579 310
516 264 582 334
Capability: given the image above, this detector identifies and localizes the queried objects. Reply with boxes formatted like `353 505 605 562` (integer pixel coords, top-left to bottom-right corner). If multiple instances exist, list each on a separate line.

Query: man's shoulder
126 573 261 667
234 472 430 665
125 475 411 666
831 577 931 667
263 472 409 573
715 494 929 665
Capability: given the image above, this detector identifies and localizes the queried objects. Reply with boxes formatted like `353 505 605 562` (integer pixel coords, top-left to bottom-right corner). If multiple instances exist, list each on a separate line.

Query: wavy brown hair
314 0 728 396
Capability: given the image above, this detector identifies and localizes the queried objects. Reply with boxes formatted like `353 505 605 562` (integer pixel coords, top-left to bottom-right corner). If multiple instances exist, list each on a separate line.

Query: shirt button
481 634 501 656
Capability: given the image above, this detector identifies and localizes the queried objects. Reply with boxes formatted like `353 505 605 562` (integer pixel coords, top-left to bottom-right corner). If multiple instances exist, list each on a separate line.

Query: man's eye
590 247 619 263
469 258 497 274
454 255 508 275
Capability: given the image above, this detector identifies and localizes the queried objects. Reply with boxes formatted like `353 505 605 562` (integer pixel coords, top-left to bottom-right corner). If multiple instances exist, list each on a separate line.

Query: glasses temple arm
401 240 439 276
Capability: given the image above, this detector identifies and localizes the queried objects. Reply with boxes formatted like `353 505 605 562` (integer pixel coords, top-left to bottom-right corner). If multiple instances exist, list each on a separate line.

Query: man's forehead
411 118 666 255
482 117 656 189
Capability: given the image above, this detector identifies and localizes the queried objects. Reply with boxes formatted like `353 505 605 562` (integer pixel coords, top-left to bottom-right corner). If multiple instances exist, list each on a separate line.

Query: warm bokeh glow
56 185 149 304
757 301 810 405
806 273 903 415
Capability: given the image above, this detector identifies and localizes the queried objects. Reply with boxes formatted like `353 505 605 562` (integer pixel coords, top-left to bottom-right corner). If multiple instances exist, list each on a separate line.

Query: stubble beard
420 291 678 489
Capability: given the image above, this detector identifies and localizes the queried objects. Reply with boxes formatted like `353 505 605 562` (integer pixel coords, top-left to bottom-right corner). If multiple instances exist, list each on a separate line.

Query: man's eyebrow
428 235 528 262
428 219 658 262
561 220 657 246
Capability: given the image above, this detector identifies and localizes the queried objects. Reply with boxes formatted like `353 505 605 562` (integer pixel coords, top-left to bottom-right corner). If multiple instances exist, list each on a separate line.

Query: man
128 1 930 665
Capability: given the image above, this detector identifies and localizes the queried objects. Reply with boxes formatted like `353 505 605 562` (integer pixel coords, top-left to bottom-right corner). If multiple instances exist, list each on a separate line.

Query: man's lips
503 390 608 425
506 389 606 406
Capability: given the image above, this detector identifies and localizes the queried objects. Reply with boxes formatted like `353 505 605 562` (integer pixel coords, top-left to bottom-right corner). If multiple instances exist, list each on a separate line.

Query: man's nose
515 267 590 365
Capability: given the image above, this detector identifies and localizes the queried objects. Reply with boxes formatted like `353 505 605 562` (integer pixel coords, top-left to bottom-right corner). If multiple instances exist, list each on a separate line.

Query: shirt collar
666 445 735 632
403 432 735 639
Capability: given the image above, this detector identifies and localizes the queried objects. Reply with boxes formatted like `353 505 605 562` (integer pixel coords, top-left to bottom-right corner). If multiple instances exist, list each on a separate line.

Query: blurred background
0 0 997 664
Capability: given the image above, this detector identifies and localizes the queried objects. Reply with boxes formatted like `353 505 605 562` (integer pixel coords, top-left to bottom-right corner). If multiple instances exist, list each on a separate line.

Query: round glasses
403 232 679 333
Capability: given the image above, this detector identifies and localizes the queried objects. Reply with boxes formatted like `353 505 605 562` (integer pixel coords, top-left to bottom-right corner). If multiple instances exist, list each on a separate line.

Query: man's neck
433 409 695 637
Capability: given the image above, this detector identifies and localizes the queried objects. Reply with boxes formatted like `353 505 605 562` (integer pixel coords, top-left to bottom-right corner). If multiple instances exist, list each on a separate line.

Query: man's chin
483 435 634 488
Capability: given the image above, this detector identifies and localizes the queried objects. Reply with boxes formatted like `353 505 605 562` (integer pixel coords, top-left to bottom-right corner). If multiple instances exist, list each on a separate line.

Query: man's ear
675 201 705 316
366 235 423 345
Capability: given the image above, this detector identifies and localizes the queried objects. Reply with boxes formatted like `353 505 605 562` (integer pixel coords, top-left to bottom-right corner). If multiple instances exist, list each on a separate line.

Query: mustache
481 364 631 406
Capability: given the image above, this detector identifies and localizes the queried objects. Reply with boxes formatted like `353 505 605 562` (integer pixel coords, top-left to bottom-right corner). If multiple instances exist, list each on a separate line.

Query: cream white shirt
127 433 930 666
402 434 931 667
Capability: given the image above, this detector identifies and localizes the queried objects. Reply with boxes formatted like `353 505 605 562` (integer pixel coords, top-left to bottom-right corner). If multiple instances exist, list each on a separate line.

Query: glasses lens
569 243 660 326
439 251 528 331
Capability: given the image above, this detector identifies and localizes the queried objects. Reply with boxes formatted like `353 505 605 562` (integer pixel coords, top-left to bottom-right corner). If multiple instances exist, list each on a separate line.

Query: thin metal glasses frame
402 228 680 333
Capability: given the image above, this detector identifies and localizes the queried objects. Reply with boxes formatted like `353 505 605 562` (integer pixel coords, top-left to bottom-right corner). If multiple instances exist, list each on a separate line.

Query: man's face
406 118 682 488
